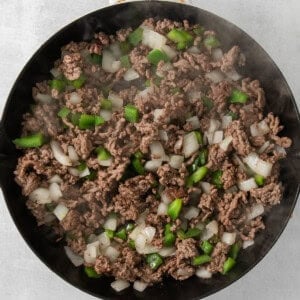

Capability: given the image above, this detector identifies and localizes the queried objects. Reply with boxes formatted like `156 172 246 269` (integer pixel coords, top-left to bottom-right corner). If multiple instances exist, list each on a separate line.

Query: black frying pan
0 1 299 299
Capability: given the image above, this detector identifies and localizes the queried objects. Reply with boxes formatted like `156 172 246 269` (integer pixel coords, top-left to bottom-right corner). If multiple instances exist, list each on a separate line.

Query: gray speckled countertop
0 1 299 299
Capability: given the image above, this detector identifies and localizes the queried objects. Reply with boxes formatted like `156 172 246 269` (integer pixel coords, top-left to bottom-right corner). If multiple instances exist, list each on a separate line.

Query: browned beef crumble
14 18 291 288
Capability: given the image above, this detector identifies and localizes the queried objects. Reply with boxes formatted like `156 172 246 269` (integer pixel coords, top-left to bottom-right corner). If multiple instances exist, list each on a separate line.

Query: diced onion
50 140 72 166
247 203 264 220
99 157 113 167
225 68 242 81
84 241 100 264
102 50 121 73
111 280 130 292
124 68 140 81
221 232 236 245
233 154 248 173
186 116 200 130
69 92 82 104
104 246 120 262
110 43 122 59
258 141 271 154
129 225 143 241
142 226 156 243
36 93 52 104
222 115 232 129
53 203 69 221
157 202 168 215
274 145 287 155
219 136 233 151
183 132 200 158
142 27 167 49
205 70 225 83
196 267 212 279
161 191 171 204
135 233 147 250
68 167 81 177
199 182 211 194
150 141 165 159
187 46 201 54
50 68 61 78
138 244 160 255
169 155 184 169
137 86 153 98
98 232 111 249
201 228 214 241
158 247 176 257
145 160 162 172
49 175 63 184
64 246 84 267
108 92 123 111
204 131 214 145
67 146 79 162
159 130 168 142
250 120 270 137
79 167 90 178
103 215 117 231
161 44 177 59
183 206 200 220
212 130 223 144
243 240 255 249
100 109 112 121
211 48 223 61
49 182 63 201
208 119 221 133
29 188 51 204
206 220 218 234
238 178 258 191
243 153 273 177
133 281 148 292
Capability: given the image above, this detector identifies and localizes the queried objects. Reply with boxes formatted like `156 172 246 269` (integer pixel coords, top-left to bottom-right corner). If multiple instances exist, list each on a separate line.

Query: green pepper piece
84 266 101 278
202 96 214 111
199 149 208 166
167 198 183 220
125 223 135 232
211 170 223 189
194 131 203 145
184 228 202 239
115 228 127 241
177 229 186 240
70 112 81 126
120 55 131 68
13 133 45 149
119 41 132 55
77 162 87 172
193 25 205 36
177 41 188 50
146 253 164 270
145 79 151 87
95 146 111 161
201 240 214 255
50 79 66 92
227 111 238 120
69 74 86 89
78 114 105 129
128 27 143 46
163 224 176 247
85 170 97 181
167 28 193 43
105 229 115 239
45 203 56 212
192 254 212 266
222 257 236 274
229 243 240 260
254 174 265 187
57 107 71 118
204 35 221 48
229 89 248 104
147 49 169 66
188 166 208 185
132 156 145 175
124 104 139 123
101 99 113 110
89 53 102 65
128 239 135 249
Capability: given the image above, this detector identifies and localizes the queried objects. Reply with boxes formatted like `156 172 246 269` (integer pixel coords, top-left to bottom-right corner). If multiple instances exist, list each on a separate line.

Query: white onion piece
36 93 52 104
225 68 241 81
250 120 270 137
133 281 148 292
243 153 273 177
49 182 63 201
50 68 61 78
64 246 84 267
104 215 117 231
100 109 112 121
258 141 271 154
174 138 183 151
84 241 100 264
212 130 223 144
49 175 63 184
69 92 82 104
135 233 147 250
68 167 81 177
211 48 223 61
145 160 162 172
111 280 130 292
238 178 258 191
195 222 205 231
99 157 113 167
53 203 69 221
204 131 214 145
196 267 212 279
221 232 236 245
205 70 225 83
159 130 168 142
274 145 286 155
199 182 211 194
243 239 255 249
153 109 165 123
150 141 165 159
183 207 200 220
138 86 153 98
143 226 156 243
247 203 264 220
206 220 218 234
183 132 200 158
67 146 79 162
108 92 123 111
233 154 248 173
50 141 72 166
222 115 232 129
187 46 201 54
157 202 168 216
186 116 200 130
161 191 171 204
159 247 176 257
110 43 122 59
104 246 120 262
79 167 90 178
169 155 184 169
136 211 147 225
98 232 111 249
29 188 51 204
201 228 214 241
138 244 160 255
102 50 121 73
129 226 143 241
124 68 140 81
219 136 233 151
188 90 201 103
208 119 221 133
142 27 167 49
161 44 177 59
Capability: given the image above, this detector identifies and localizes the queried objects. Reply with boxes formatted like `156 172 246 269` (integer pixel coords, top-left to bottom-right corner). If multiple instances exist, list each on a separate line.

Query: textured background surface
0 1 299 299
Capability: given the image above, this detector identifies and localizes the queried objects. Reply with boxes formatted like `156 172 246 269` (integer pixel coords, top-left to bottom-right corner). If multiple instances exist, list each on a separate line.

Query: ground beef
207 242 229 273
250 183 282 206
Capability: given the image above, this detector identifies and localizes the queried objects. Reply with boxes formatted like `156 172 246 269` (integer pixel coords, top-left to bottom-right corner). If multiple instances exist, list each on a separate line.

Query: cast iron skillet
0 1 300 299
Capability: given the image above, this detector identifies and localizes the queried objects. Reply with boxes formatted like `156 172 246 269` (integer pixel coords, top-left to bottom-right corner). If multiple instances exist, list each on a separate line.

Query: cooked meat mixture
13 19 291 291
